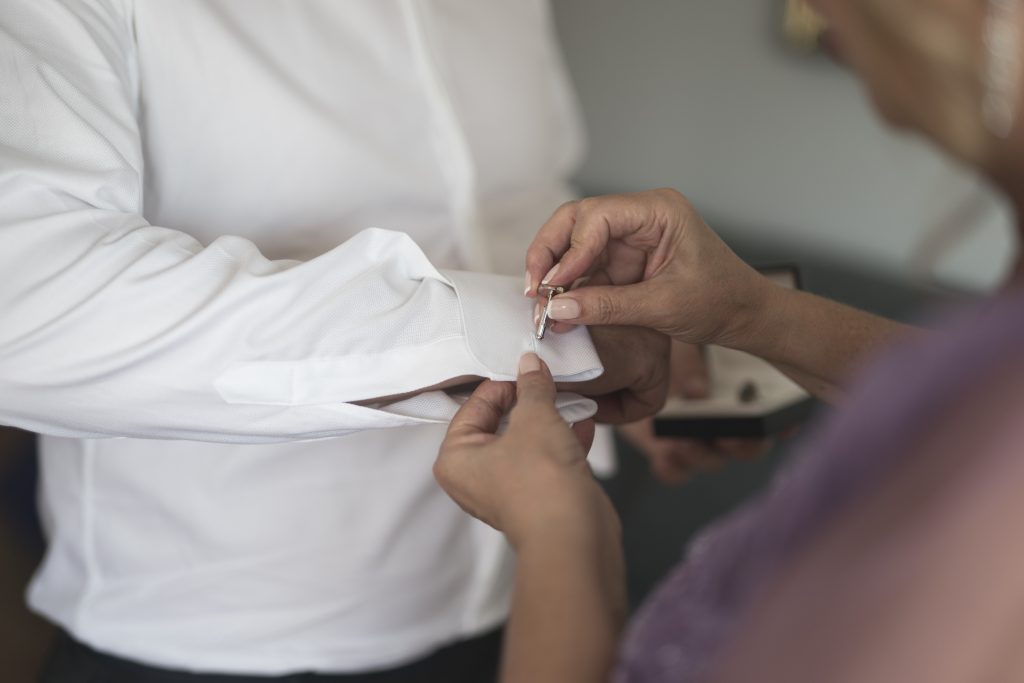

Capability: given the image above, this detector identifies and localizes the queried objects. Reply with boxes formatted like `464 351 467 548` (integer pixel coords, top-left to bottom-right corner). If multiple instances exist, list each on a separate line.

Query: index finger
445 380 516 442
525 200 581 296
526 193 660 296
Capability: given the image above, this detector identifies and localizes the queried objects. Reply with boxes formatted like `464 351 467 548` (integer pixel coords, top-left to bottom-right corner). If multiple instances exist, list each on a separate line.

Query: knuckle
556 199 579 215
568 232 589 251
509 402 543 429
656 187 691 210
547 200 580 228
519 378 550 402
593 294 620 322
575 197 598 214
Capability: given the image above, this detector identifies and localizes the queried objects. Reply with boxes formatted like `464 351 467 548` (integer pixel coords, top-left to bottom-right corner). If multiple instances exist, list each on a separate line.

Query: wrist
506 491 621 555
716 270 781 352
744 283 802 363
514 507 626 608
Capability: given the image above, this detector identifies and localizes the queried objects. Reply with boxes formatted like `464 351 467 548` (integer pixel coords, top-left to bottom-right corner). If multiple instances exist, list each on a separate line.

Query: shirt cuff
440 269 604 383
213 266 603 428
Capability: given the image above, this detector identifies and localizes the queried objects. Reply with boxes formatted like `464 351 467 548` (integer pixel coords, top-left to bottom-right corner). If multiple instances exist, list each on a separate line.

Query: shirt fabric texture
0 0 606 674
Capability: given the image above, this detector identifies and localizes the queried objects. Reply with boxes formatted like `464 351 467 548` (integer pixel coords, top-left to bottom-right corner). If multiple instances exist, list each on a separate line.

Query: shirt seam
71 438 100 633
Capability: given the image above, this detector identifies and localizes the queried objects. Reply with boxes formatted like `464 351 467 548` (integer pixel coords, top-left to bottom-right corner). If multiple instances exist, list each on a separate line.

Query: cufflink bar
535 284 566 340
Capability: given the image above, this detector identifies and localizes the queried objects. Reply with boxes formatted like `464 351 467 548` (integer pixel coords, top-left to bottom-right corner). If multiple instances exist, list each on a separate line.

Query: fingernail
518 352 541 375
541 264 560 285
523 272 532 297
532 301 542 326
547 297 580 321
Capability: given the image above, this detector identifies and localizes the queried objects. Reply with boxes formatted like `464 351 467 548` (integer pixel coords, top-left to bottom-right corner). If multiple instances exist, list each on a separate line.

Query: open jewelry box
653 267 816 438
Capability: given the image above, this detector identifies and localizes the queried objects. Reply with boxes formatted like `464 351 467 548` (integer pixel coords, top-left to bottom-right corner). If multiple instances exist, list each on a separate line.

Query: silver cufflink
534 284 566 340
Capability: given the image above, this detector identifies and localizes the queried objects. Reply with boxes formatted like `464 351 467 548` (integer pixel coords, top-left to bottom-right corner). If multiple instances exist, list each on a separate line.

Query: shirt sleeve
0 0 602 443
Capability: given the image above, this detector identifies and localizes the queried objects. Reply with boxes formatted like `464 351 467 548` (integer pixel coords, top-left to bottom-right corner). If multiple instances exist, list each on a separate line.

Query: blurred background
1 0 1014 676
551 0 1004 607
554 0 1016 292
549 0 1002 608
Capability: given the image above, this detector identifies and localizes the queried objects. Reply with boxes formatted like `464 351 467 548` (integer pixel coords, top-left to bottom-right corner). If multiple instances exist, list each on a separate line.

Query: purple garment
614 286 1024 683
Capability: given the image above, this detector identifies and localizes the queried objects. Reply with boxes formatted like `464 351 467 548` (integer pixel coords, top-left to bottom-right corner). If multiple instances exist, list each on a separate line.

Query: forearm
771 361 845 404
737 285 923 401
501 524 626 683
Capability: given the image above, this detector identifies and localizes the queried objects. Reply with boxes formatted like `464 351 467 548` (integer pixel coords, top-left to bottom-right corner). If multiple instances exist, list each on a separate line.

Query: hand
434 353 619 549
525 189 771 349
620 341 773 484
619 421 772 484
558 325 671 424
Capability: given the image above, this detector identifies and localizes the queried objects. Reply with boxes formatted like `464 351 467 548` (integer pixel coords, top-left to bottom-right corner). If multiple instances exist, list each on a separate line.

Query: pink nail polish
541 264 560 285
548 298 580 321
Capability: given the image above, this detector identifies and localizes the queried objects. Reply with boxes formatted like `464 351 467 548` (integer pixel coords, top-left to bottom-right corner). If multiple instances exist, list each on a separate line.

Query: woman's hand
434 353 618 550
560 325 671 424
525 188 920 403
620 341 774 484
438 354 627 683
525 188 770 349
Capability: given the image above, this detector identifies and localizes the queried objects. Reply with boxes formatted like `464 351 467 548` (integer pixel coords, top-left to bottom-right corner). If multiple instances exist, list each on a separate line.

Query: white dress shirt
0 0 611 673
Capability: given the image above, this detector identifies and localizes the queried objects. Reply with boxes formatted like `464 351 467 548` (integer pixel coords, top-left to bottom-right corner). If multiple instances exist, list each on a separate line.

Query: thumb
511 352 559 423
546 281 663 329
445 380 517 441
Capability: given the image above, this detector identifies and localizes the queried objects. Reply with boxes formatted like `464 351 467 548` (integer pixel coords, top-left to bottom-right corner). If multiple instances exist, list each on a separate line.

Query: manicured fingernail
532 301 542 326
547 297 580 321
541 264 560 285
524 272 533 296
518 352 541 375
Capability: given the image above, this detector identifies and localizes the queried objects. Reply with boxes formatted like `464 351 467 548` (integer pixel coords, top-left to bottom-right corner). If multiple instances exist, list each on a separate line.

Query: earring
982 0 1023 139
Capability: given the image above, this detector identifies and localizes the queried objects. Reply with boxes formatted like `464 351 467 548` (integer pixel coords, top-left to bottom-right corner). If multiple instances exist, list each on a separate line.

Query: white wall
551 0 1017 290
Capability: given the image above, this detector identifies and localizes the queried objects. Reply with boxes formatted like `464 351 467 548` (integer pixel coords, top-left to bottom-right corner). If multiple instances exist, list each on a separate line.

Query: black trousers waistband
39 628 503 683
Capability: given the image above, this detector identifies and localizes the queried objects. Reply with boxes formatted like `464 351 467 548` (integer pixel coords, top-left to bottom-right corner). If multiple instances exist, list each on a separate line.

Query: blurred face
811 0 994 164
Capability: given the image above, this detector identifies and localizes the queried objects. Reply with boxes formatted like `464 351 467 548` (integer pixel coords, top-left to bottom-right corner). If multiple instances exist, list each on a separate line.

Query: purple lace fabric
614 286 1024 683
